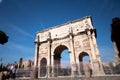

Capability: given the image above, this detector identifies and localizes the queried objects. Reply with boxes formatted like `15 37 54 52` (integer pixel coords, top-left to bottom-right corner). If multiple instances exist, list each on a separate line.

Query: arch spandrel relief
82 38 90 49
39 43 49 54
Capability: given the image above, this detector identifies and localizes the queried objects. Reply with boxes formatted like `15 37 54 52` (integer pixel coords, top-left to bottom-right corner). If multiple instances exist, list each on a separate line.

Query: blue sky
0 0 120 64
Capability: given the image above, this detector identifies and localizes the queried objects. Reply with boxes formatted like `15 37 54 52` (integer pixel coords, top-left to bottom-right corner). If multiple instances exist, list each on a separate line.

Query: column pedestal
92 61 105 76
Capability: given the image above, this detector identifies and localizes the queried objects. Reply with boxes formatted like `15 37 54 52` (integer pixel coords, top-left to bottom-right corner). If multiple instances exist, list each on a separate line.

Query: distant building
22 60 34 68
18 58 34 69
103 61 120 74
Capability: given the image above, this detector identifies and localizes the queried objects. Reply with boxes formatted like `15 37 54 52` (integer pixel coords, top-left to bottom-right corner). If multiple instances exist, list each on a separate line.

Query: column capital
34 41 40 46
47 38 52 43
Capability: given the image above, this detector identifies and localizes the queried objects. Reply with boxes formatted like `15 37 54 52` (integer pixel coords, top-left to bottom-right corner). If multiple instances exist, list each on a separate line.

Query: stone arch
79 52 90 62
76 50 92 63
78 52 92 75
40 57 47 66
40 57 47 77
51 42 71 56
53 45 71 76
34 16 105 77
53 45 70 66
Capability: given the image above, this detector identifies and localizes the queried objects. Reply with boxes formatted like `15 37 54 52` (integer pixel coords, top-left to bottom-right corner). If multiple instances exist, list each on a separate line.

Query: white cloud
0 0 2 3
4 42 34 55
5 23 34 38
0 42 35 64
12 24 34 38
11 42 33 51
10 42 35 61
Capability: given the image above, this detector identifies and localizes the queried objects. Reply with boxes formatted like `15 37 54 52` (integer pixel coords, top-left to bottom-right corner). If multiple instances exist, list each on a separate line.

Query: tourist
10 64 16 79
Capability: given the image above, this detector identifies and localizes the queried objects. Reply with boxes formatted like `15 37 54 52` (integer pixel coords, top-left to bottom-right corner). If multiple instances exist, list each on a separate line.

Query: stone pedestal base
30 67 38 80
92 61 105 76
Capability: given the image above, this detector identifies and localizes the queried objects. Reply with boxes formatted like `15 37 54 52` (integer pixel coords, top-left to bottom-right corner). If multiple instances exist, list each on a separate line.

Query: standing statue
111 17 120 61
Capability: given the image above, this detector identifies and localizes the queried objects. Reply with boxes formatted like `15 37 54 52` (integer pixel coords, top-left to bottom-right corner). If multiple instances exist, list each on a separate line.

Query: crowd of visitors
0 63 18 80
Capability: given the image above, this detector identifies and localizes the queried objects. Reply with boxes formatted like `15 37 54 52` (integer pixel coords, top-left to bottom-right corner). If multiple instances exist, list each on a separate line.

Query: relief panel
39 43 49 54
82 38 90 50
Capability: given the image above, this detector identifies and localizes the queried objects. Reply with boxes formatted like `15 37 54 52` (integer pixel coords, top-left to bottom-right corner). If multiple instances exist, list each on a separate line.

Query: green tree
0 30 8 45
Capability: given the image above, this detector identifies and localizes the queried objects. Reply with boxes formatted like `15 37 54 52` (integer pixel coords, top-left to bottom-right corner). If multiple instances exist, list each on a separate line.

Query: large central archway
53 45 71 76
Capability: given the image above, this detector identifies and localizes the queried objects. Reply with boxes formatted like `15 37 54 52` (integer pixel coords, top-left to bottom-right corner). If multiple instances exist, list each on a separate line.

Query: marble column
87 29 105 76
87 29 96 60
47 32 52 77
51 54 54 77
69 27 77 76
91 29 105 75
34 36 40 78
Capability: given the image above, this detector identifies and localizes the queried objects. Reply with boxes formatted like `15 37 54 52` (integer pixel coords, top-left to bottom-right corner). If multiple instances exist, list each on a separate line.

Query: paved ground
16 75 120 80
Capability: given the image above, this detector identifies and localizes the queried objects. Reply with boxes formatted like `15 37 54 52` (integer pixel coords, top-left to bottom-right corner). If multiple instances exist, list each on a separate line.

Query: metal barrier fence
16 67 32 78
103 62 120 74
15 62 120 78
39 66 71 77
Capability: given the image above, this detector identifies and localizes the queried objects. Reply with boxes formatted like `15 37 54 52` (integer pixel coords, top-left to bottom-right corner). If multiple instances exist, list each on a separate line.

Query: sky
0 0 120 64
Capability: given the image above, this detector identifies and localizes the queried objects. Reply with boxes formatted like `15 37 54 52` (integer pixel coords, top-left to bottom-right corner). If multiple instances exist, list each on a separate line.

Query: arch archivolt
40 57 47 64
38 57 47 67
39 57 47 62
76 51 92 64
77 51 92 59
51 39 71 56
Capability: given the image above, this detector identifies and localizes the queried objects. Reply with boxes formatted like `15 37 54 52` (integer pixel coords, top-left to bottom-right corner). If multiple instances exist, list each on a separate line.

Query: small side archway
78 52 92 75
40 58 47 77
79 52 90 62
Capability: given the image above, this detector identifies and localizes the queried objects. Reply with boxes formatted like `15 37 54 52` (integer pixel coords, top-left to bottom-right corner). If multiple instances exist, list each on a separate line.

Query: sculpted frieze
82 38 90 48
39 44 48 54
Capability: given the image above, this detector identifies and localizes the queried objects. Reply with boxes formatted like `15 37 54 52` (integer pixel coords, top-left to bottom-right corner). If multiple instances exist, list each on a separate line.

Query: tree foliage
0 30 8 45
111 17 120 58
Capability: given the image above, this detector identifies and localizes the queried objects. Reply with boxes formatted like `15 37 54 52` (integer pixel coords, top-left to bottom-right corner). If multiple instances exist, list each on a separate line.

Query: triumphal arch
34 16 104 77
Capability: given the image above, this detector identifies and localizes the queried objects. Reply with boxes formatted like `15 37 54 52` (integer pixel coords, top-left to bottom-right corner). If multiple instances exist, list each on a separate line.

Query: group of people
0 63 17 80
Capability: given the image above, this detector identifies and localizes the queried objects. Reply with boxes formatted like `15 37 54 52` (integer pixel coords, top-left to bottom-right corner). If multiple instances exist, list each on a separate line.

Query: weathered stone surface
16 75 120 80
34 16 104 77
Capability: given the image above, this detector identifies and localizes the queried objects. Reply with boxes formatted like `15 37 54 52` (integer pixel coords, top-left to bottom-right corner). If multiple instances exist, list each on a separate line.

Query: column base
92 61 105 76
